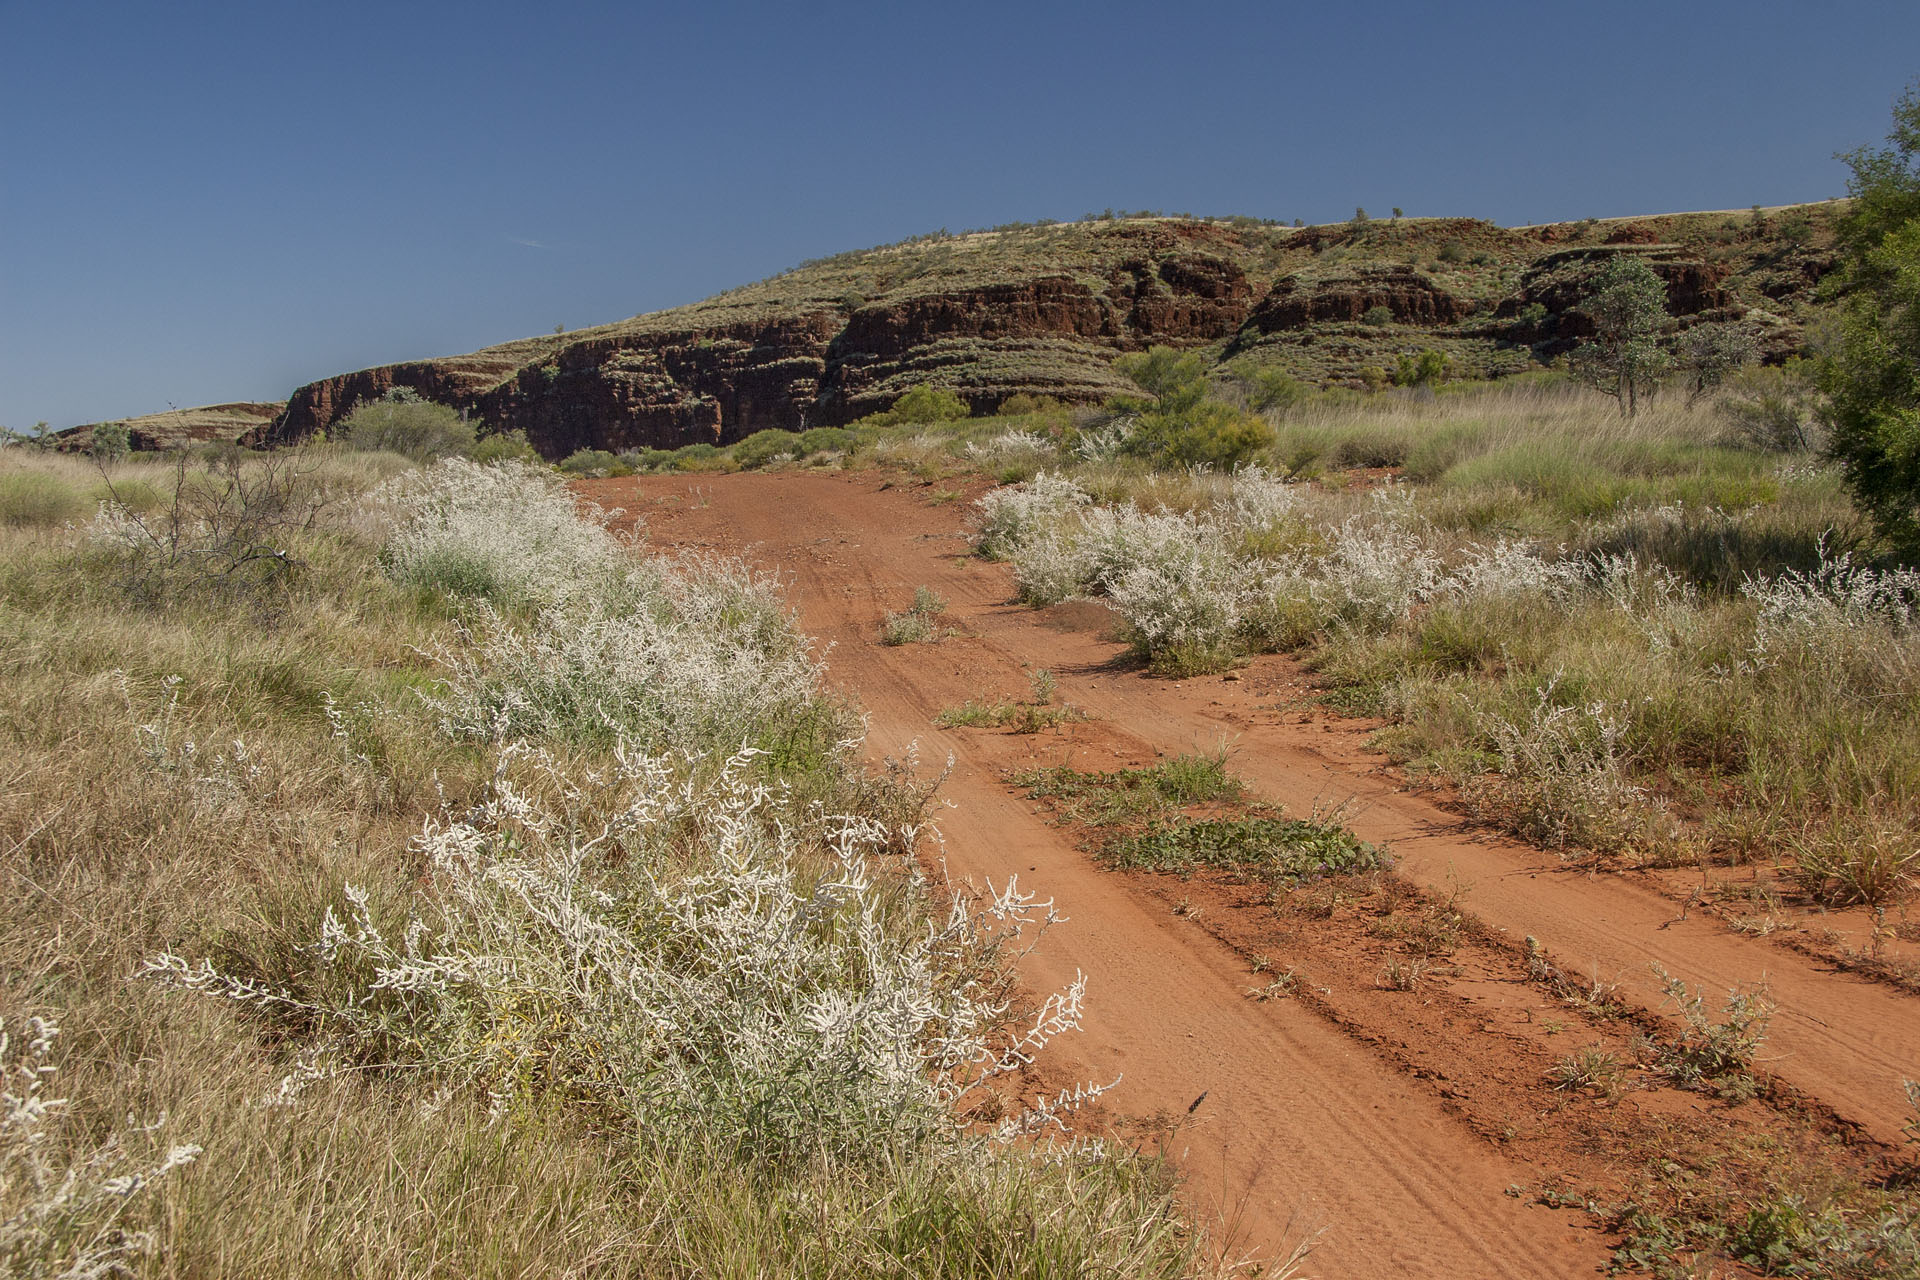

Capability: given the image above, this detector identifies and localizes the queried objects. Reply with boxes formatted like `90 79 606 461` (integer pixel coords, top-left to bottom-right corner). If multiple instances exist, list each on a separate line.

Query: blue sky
4 1 1917 430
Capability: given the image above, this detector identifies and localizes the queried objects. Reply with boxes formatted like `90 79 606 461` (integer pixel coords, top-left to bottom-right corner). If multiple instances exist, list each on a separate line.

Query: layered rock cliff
229 207 1839 457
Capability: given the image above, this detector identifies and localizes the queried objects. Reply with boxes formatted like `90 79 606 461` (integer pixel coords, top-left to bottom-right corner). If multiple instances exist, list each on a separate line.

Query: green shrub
471 430 539 465
1134 401 1275 469
558 448 620 476
1113 347 1276 468
338 390 477 461
89 421 131 462
627 447 678 471
1394 349 1451 387
670 442 730 472
879 385 971 426
1113 347 1209 400
1720 362 1824 453
797 426 856 455
996 393 1065 416
732 429 803 468
1223 359 1308 414
1362 305 1394 327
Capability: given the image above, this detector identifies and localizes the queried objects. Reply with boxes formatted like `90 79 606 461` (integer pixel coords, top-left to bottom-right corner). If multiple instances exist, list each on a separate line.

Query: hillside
55 401 283 454
126 207 1848 458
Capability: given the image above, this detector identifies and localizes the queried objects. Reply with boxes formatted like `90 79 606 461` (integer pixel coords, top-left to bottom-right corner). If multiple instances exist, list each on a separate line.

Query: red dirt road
593 470 1920 1278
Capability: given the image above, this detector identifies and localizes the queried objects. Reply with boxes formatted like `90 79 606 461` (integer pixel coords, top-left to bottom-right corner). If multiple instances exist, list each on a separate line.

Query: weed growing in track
1015 755 1383 882
1650 968 1774 1101
935 698 1084 734
1103 815 1383 879
1547 1046 1626 1100
882 584 949 645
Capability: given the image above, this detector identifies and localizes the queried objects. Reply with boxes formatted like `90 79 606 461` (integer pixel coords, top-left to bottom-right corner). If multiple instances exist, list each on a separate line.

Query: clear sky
4 1 1917 431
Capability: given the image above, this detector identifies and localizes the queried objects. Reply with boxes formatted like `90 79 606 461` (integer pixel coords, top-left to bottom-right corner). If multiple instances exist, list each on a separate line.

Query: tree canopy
1568 256 1671 417
1821 79 1920 558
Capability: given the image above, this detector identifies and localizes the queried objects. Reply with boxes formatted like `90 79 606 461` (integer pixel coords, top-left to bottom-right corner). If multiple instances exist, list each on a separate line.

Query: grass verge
0 445 1219 1279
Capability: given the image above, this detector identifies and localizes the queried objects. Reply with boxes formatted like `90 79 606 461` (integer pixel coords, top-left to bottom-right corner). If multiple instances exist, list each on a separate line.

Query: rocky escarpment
232 207 1841 458
249 230 1270 454
1493 246 1737 349
57 402 284 453
474 312 843 458
1246 266 1465 331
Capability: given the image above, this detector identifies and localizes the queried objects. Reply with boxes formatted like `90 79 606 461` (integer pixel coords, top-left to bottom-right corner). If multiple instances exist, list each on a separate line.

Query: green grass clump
1015 755 1381 880
934 697 1081 734
0 466 87 526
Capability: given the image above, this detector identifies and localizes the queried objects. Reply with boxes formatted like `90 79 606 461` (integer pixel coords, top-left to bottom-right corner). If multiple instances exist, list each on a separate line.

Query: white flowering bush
378 459 836 757
1307 517 1444 630
1443 540 1587 604
1106 532 1247 674
1008 523 1092 606
1584 551 1695 615
978 470 1308 666
146 747 1089 1165
374 459 627 609
1468 677 1666 854
1218 464 1300 533
1071 416 1136 462
1074 507 1211 596
1742 549 1920 648
963 430 1055 467
2 1015 201 1279
426 576 830 754
973 472 1088 561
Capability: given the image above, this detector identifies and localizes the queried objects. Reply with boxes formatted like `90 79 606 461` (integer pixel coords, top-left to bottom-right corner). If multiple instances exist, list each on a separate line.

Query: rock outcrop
1247 266 1464 331
58 402 284 453
1494 246 1736 348
223 207 1839 457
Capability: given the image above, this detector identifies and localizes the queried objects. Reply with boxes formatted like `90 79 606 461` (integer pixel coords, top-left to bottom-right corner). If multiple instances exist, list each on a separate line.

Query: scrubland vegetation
527 290 1916 917
0 446 1211 1278
953 377 1918 909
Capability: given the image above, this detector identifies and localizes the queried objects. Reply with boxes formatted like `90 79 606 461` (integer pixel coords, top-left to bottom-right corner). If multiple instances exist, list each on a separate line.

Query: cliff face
475 312 843 458
1248 266 1464 331
1493 246 1736 349
239 207 1842 456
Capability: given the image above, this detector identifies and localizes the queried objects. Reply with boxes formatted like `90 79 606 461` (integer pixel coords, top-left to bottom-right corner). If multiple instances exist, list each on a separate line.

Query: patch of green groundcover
1014 755 1384 880
1103 814 1385 878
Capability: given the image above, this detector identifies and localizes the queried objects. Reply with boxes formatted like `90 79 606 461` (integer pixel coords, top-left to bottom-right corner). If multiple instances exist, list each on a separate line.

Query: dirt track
592 470 1919 1279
